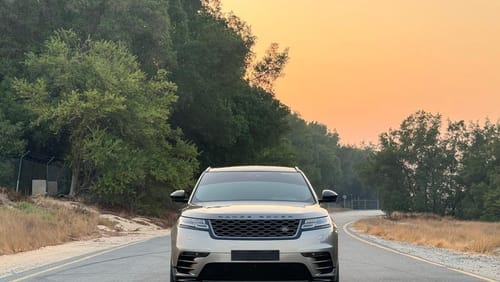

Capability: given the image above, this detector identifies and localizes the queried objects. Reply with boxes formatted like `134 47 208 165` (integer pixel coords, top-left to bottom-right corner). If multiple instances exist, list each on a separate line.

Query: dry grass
98 216 118 230
354 212 500 255
0 197 100 255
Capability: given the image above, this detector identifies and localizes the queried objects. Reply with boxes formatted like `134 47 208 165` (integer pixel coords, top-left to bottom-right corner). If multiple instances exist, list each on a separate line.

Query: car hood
181 201 329 220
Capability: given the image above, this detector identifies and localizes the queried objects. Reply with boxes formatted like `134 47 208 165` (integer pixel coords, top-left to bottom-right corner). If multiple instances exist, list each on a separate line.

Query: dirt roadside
0 213 170 279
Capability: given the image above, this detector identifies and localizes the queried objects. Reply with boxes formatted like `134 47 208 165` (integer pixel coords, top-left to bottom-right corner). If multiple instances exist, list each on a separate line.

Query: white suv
170 166 339 282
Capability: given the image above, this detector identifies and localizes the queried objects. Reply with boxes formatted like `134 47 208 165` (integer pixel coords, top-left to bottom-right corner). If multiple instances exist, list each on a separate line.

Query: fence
350 199 380 210
320 197 380 210
0 153 71 196
338 196 380 210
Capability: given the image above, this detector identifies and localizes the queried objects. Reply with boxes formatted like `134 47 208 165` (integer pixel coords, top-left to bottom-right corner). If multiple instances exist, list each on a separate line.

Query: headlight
301 216 331 230
178 216 209 231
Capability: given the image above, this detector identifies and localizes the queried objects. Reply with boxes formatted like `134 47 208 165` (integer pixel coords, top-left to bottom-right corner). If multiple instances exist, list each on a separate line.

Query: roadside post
16 151 30 193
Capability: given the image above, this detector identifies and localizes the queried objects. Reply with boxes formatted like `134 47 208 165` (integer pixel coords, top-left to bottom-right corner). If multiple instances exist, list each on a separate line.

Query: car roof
207 165 299 172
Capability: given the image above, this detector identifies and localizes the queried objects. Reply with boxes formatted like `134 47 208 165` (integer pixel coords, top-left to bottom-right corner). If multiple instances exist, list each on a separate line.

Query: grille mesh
210 219 300 238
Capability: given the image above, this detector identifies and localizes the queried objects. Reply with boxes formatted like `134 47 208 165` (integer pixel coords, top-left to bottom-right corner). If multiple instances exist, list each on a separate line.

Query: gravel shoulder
0 214 170 280
350 224 500 281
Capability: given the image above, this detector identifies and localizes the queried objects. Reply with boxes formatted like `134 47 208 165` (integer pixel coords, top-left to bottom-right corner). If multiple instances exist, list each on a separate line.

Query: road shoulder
346 221 499 282
0 229 169 280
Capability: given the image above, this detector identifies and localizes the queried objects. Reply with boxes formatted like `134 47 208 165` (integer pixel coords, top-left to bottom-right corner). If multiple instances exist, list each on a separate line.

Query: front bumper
171 225 338 281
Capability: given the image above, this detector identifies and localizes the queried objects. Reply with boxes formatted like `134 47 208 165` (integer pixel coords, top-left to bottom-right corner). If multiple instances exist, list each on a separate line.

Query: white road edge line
343 221 496 282
10 237 154 282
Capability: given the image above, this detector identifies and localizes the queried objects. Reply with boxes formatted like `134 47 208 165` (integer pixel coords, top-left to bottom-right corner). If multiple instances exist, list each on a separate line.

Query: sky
222 0 500 145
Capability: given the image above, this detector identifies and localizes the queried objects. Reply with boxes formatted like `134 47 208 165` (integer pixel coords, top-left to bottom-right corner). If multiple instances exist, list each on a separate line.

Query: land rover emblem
281 226 290 232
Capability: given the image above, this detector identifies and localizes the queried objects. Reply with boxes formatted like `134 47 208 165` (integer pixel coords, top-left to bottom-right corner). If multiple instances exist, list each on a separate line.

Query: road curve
2 210 483 282
333 210 482 282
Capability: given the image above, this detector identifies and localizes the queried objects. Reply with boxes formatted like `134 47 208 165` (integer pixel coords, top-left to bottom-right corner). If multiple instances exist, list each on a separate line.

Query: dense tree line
362 111 499 221
0 1 494 220
0 0 364 215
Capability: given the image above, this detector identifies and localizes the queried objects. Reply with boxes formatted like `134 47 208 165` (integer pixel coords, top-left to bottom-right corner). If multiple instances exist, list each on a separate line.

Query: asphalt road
3 210 483 282
336 211 482 282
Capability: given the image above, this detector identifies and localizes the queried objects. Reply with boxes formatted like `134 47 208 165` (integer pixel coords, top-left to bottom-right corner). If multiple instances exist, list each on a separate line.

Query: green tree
364 111 500 220
364 111 447 214
362 139 410 213
398 111 444 212
280 114 341 193
248 43 289 94
0 0 179 170
14 30 197 212
337 145 376 200
0 108 26 188
456 121 500 220
0 0 175 78
440 120 468 216
0 0 59 78
168 0 291 168
0 109 25 156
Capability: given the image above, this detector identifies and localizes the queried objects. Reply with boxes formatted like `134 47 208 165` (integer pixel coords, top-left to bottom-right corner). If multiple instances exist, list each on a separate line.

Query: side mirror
170 190 188 203
319 189 338 203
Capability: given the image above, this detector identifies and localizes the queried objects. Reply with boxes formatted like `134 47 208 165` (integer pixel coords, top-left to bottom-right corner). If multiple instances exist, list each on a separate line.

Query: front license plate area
231 250 279 261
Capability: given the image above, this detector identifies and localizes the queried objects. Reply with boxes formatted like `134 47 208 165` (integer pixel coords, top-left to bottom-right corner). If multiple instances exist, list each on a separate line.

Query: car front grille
209 219 300 239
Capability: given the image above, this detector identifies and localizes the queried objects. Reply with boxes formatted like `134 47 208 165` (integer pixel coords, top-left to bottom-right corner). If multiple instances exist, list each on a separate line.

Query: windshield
191 171 315 203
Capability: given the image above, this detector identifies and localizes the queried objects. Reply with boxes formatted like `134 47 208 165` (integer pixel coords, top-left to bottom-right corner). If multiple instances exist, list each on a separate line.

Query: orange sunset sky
222 0 500 145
